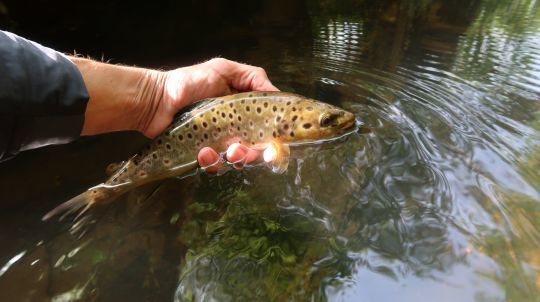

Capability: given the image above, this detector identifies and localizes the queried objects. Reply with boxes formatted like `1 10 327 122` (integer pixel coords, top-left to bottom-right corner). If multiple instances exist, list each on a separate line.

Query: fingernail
199 151 221 169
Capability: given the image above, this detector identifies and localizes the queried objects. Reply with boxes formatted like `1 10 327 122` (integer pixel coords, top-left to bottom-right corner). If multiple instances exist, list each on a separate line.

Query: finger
197 147 222 174
242 67 280 92
215 59 280 92
226 143 261 169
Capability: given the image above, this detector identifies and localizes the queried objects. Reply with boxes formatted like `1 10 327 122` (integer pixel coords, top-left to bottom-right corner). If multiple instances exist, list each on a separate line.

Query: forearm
70 57 168 136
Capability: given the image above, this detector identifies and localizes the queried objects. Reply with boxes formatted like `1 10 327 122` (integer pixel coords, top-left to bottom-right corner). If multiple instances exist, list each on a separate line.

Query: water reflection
0 0 540 301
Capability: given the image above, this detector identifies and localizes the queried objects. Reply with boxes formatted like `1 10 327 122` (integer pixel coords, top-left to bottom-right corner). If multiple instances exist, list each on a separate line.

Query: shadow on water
0 0 540 301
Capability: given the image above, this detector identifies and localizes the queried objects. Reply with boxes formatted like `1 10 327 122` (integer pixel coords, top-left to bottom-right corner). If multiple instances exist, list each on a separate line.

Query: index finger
218 59 280 92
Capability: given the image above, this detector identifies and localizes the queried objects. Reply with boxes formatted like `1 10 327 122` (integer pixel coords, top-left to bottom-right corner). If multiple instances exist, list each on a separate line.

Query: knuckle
255 67 267 76
208 57 227 65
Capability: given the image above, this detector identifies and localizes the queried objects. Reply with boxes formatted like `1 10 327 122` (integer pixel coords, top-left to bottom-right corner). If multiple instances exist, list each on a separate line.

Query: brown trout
43 91 355 220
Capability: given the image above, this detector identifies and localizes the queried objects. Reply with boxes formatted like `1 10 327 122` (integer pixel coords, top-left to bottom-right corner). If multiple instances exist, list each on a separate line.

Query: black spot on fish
221 112 226 118
263 92 267 96
204 133 208 139
178 134 184 141
272 131 277 138
229 103 233 108
233 109 237 114
203 122 208 128
193 124 198 131
220 100 224 104
200 138 204 143
276 116 281 122
230 122 234 127
157 139 162 145
252 99 256 104
286 101 291 105
238 116 242 122
256 107 261 114
264 102 268 108
249 94 253 97
152 153 158 159
251 141 255 145
187 133 193 139
280 107 284 112
166 143 172 150
259 131 263 138
292 115 298 121
292 107 297 111
243 131 248 137
249 121 254 127
241 99 245 104
237 126 241 131
303 123 312 129
211 108 215 112
272 105 277 112
229 113 233 119
290 131 295 137
245 106 250 112
284 124 289 130
217 127 222 132
163 159 170 165
212 117 217 123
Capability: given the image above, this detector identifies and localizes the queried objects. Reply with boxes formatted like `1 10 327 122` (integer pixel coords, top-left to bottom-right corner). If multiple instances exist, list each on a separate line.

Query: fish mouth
337 112 356 131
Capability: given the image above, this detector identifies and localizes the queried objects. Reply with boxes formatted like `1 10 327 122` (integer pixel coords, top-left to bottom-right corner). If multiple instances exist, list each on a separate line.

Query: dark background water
0 0 539 301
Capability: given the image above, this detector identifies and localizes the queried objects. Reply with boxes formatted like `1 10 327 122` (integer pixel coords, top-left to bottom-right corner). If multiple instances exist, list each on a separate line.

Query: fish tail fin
42 185 117 221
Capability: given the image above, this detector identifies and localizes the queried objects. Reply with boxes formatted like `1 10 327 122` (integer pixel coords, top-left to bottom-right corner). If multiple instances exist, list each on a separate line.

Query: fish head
279 99 356 142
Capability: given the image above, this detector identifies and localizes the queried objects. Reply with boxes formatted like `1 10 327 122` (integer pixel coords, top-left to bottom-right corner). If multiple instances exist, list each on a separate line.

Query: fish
43 91 356 221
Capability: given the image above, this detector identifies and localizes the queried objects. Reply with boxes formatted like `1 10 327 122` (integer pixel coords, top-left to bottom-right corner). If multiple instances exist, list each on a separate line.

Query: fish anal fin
105 161 126 176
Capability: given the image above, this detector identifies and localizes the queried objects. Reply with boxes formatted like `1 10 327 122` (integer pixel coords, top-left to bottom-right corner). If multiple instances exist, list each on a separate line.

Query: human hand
76 57 277 173
160 58 278 173
162 58 278 173
198 143 262 173
143 58 279 137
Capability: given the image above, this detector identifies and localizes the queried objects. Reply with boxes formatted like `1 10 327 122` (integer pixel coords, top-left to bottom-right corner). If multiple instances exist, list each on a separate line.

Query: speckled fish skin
43 91 355 220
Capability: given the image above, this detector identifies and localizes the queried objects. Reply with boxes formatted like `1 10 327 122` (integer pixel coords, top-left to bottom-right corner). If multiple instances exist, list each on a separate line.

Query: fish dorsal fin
171 98 217 125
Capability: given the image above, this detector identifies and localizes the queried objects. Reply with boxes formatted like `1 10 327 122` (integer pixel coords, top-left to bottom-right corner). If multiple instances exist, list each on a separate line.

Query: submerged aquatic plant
175 188 354 301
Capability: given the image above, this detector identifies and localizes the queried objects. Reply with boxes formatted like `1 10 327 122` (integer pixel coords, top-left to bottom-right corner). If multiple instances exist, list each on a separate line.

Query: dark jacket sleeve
0 30 89 161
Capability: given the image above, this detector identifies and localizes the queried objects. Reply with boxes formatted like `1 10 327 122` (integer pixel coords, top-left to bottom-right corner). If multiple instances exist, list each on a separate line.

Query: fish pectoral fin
264 141 290 174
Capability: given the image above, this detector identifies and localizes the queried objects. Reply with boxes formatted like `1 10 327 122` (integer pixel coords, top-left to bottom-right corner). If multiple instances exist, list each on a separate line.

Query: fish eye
319 113 338 127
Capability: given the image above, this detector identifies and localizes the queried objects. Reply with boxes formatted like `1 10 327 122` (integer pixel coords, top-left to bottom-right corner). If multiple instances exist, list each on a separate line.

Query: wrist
72 57 167 137
131 68 168 137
